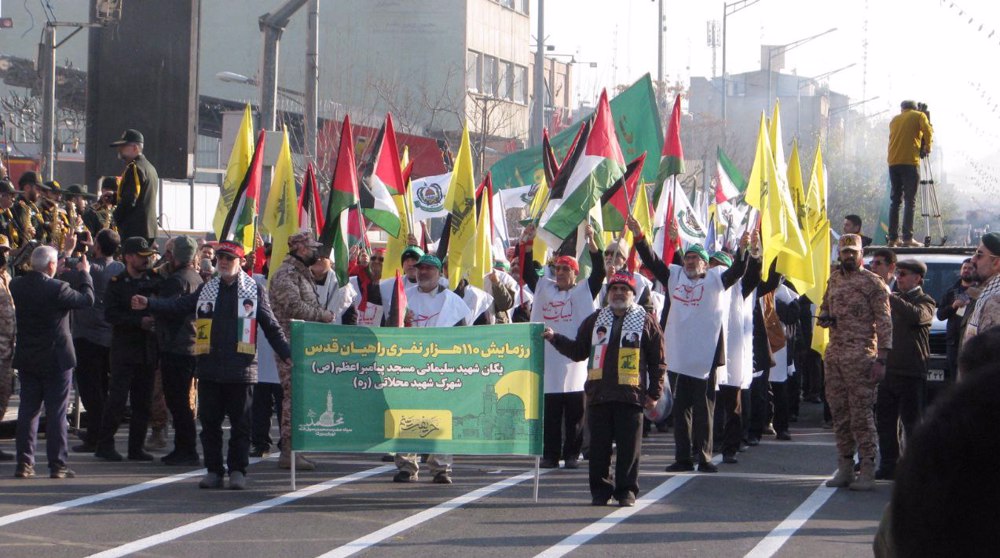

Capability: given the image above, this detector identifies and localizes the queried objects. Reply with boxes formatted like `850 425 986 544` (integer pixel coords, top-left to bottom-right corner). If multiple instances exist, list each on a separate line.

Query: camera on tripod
917 102 931 123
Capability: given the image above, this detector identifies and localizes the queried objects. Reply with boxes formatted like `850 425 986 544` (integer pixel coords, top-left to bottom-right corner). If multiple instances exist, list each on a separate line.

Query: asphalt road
0 399 889 558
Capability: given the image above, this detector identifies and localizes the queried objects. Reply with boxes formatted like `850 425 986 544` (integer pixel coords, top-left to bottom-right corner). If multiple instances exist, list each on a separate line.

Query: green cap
710 251 733 267
401 245 425 263
416 254 442 270
684 243 710 263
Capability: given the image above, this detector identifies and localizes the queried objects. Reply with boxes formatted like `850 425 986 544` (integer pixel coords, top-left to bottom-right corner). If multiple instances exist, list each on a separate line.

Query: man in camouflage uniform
817 234 892 491
0 235 15 460
269 229 335 470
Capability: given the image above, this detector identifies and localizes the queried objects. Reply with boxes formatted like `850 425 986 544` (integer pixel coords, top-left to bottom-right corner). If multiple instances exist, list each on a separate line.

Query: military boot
849 458 876 491
825 457 856 488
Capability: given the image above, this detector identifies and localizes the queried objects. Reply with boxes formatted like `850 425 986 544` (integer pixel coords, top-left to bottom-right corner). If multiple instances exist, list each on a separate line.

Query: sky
534 0 1000 200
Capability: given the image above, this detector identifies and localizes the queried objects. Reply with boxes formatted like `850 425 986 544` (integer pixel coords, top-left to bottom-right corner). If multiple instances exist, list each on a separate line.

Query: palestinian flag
297 163 325 236
537 89 625 248
219 129 266 254
601 152 647 232
359 114 404 238
320 115 360 285
655 94 685 200
386 269 408 328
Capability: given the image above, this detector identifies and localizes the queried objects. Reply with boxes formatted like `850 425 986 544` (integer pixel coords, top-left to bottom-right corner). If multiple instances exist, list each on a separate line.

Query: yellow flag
261 128 298 282
775 140 814 291
383 147 413 279
746 113 807 281
213 105 254 240
444 124 477 289
527 179 550 267
469 187 492 290
621 181 653 252
804 145 831 355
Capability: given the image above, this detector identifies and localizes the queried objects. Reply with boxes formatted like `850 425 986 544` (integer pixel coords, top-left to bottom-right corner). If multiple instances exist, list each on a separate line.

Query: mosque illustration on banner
305 390 344 428
452 371 540 441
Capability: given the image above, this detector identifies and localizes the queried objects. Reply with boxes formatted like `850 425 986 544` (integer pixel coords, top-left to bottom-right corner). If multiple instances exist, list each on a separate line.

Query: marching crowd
1 123 999 531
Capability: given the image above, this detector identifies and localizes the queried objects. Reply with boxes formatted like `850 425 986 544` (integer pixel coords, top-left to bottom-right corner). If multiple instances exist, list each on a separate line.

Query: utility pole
657 0 664 109
304 0 319 165
720 0 759 142
40 24 56 180
530 0 545 147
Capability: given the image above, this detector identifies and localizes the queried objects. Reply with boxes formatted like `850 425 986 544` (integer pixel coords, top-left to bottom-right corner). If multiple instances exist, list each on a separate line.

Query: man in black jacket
544 271 665 507
134 241 291 490
110 129 158 242
936 258 975 382
876 258 936 480
11 246 93 478
155 235 203 466
95 237 161 462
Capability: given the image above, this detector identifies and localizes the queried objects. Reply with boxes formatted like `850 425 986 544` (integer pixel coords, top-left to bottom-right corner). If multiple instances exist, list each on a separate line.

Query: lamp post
720 0 760 140
765 27 837 112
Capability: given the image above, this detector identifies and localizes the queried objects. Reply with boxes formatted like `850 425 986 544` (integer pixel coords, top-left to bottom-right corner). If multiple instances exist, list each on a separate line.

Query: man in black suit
11 245 94 478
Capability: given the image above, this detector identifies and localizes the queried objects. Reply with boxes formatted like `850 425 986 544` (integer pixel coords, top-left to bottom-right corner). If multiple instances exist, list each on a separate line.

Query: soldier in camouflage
0 235 14 461
817 233 892 491
268 229 335 471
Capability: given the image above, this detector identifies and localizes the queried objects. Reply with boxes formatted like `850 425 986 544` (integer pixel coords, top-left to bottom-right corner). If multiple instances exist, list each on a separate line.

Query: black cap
65 184 97 199
122 236 156 256
896 259 927 277
110 129 144 147
40 180 62 193
0 179 14 195
100 176 119 191
18 171 42 187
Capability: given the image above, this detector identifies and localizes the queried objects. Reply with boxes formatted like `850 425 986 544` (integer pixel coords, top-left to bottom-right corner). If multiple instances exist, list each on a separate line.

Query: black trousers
199 380 253 476
787 371 801 418
98 344 157 454
716 385 742 456
888 164 920 241
73 338 110 446
673 368 717 465
799 348 823 400
749 369 771 438
160 352 198 455
875 374 926 472
772 380 790 432
251 382 283 451
588 402 642 500
543 392 585 461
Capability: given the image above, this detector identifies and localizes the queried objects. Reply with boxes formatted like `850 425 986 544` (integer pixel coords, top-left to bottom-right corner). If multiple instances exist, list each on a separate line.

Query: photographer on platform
886 100 933 247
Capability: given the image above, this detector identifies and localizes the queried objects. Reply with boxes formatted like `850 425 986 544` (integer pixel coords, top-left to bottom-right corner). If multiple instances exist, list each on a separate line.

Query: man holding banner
394 254 469 484
544 271 665 507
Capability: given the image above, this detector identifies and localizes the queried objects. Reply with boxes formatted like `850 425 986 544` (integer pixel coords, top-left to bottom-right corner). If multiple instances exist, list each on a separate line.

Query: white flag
411 172 452 221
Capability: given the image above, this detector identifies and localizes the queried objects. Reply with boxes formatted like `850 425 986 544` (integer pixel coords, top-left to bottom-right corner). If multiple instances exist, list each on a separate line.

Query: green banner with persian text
290 322 544 455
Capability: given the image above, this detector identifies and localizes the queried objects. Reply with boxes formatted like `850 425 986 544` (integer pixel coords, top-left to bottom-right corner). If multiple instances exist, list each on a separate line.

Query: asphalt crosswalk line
83 465 394 558
743 476 838 557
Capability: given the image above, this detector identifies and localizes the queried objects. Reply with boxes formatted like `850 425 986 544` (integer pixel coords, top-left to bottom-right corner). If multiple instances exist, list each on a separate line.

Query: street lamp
765 27 838 111
216 71 304 99
796 63 856 138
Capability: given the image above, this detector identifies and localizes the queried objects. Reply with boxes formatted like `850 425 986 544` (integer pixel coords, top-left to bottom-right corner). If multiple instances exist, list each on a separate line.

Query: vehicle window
924 262 961 302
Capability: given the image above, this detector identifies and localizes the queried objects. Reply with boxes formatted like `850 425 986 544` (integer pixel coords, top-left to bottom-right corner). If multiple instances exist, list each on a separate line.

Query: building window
466 50 481 92
483 55 499 97
498 61 513 100
520 0 530 14
500 0 514 9
513 65 527 104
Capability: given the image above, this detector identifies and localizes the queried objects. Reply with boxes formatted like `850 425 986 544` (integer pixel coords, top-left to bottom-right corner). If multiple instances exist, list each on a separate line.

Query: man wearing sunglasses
875 259 935 481
964 232 1000 351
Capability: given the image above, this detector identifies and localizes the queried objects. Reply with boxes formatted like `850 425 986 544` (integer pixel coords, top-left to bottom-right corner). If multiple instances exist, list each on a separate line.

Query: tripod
919 156 946 246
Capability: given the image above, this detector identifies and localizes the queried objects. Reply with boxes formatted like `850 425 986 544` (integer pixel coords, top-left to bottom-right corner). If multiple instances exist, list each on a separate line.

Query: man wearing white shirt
394 254 467 484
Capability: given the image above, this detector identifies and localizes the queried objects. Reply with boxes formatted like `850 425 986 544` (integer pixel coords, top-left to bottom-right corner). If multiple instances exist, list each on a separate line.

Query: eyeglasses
973 250 1000 260
216 252 238 261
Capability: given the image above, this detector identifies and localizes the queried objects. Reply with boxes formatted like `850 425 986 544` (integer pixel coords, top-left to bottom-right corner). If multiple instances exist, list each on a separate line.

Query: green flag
489 74 663 191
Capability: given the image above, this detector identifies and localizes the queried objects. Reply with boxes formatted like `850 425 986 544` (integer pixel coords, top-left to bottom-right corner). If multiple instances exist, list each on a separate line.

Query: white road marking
743 477 838 558
0 457 268 528
534 456 722 558
84 465 394 558
318 468 548 558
